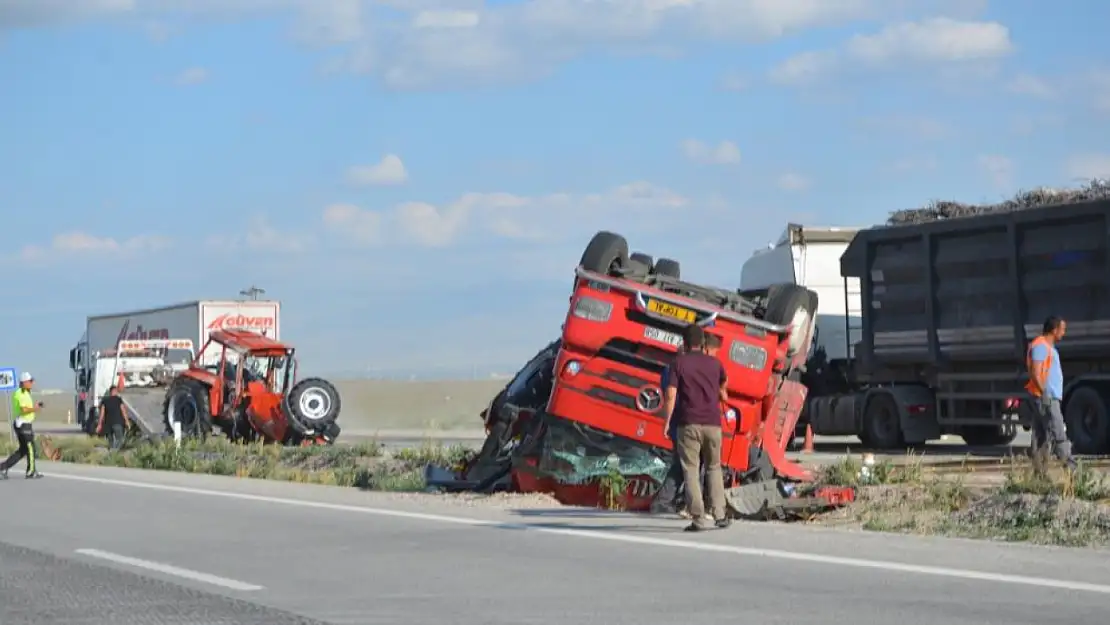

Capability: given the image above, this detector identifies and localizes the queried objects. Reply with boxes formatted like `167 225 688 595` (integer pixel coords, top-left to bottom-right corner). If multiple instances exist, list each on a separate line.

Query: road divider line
74 548 263 591
53 472 1110 596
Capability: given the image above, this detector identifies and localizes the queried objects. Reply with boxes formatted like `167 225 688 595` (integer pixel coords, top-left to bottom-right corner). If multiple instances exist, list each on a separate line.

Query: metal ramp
120 388 169 437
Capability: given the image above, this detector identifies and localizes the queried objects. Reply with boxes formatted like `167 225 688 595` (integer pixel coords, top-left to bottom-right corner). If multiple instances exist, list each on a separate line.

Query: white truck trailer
68 300 281 434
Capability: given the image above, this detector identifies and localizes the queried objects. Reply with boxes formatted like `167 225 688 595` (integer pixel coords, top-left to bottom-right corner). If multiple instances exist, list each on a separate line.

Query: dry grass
0 435 473 492
811 453 1110 546
29 379 505 431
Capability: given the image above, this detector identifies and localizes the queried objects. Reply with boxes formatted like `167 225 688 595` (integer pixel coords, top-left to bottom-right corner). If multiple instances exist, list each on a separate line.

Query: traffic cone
802 424 814 454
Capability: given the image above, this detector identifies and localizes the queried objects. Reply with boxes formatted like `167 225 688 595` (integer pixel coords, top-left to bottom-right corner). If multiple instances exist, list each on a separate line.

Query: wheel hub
298 388 331 421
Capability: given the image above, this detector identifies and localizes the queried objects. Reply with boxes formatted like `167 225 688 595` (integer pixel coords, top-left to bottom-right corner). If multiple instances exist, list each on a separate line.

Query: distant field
22 379 507 432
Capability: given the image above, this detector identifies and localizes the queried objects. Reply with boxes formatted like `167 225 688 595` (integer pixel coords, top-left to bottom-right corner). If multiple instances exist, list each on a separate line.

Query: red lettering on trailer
207 313 275 332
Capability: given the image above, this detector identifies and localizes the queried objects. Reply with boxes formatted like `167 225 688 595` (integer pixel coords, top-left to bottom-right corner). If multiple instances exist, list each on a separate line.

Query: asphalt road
1 462 1108 624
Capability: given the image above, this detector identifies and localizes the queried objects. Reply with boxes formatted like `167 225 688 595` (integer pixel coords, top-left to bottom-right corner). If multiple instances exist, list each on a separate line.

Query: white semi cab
68 300 281 428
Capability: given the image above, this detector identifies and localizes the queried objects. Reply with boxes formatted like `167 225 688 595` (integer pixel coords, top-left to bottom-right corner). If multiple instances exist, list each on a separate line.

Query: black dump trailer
804 197 1110 453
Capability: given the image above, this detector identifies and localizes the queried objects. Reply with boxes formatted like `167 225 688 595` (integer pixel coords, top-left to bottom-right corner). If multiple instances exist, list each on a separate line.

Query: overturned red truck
426 231 853 518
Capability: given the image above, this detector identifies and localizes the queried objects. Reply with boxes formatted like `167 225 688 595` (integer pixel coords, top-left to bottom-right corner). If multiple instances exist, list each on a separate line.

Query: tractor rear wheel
162 378 213 440
285 378 341 441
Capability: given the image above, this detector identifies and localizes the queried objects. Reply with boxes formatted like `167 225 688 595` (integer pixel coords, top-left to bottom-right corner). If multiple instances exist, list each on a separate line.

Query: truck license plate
644 326 683 347
646 299 697 323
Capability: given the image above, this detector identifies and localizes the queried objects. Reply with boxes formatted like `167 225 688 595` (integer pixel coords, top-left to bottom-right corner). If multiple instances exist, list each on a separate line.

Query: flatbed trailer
801 196 1110 453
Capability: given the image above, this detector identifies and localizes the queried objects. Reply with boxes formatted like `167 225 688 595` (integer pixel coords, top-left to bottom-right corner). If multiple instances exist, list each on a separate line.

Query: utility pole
239 285 265 301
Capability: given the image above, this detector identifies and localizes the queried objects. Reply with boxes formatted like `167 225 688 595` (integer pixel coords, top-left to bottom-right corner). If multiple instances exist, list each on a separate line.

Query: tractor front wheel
285 378 342 442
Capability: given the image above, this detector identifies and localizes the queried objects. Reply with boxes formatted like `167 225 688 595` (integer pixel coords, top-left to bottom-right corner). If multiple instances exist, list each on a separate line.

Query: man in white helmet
1 371 44 479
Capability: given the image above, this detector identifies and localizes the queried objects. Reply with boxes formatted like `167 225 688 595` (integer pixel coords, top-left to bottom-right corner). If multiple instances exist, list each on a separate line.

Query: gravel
887 179 1110 225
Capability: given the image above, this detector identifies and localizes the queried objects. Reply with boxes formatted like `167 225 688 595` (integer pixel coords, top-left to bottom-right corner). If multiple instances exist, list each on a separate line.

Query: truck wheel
579 231 629 276
162 378 213 440
959 424 1018 447
653 257 680 279
762 284 818 361
1064 386 1110 455
862 392 903 450
629 252 653 269
285 378 342 438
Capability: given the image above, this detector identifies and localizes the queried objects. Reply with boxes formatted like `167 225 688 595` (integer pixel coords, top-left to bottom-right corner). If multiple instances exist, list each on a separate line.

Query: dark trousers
107 424 126 451
1030 396 1075 468
2 423 36 474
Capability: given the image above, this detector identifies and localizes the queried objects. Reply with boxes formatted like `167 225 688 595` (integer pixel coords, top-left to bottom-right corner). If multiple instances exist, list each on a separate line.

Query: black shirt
666 351 727 427
101 396 126 428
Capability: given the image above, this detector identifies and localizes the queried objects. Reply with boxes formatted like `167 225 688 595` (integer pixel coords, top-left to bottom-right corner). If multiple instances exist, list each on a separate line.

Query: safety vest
1024 335 1053 397
11 389 35 424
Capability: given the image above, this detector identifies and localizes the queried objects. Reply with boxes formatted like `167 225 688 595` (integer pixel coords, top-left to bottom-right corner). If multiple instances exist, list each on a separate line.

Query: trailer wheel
285 377 341 438
579 231 629 276
653 257 681 279
1064 386 1110 455
862 392 903 450
163 378 213 440
959 424 1018 447
763 284 819 362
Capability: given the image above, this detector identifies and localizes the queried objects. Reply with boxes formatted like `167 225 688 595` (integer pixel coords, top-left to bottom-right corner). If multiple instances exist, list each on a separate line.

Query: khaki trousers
677 424 725 523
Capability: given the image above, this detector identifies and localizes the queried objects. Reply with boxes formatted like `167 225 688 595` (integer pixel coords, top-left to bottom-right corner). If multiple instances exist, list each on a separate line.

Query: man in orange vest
1026 316 1077 471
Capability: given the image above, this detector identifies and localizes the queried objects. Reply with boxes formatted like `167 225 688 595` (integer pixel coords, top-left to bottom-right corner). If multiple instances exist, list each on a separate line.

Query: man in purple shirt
662 324 730 531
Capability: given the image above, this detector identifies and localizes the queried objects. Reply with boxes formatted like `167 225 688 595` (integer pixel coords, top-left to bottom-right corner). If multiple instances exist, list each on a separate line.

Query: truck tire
1064 386 1110 455
653 257 680 279
162 378 213 440
285 377 341 439
630 252 653 269
579 231 629 276
959 424 1018 447
762 284 819 361
861 392 904 450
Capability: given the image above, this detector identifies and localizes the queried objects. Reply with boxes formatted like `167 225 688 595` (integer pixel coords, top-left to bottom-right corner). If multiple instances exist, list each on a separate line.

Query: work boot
683 521 707 532
25 471 42 479
715 517 732 529
0 467 7 480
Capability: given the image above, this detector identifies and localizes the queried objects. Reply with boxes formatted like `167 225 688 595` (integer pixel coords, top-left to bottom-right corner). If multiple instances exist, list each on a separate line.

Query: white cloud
681 139 740 165
776 172 811 191
1007 73 1056 99
977 154 1014 189
1065 154 1110 181
345 154 409 186
770 18 1014 85
716 71 747 92
0 0 977 89
412 9 480 29
206 215 313 252
859 115 952 140
174 66 208 86
20 231 170 262
323 181 690 248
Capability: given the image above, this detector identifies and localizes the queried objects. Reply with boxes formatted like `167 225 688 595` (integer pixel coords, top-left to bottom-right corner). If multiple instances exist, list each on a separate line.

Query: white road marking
53 472 1110 595
74 548 263 591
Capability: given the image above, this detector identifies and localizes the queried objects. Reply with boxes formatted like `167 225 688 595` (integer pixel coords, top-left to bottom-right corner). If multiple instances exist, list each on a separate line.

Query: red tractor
161 329 341 445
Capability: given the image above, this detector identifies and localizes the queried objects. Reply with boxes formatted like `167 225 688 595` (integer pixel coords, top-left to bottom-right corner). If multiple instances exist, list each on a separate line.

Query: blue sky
2 0 1109 387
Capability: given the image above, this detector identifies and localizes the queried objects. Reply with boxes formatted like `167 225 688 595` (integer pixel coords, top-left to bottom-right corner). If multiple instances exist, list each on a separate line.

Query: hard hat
18 372 32 383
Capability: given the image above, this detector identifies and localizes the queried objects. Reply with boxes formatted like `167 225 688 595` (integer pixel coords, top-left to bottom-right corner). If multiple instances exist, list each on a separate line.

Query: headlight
572 296 612 322
729 342 767 370
724 408 737 422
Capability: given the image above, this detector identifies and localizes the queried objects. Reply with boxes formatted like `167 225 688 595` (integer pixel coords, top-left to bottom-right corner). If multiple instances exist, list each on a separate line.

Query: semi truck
741 197 1110 455
68 300 281 433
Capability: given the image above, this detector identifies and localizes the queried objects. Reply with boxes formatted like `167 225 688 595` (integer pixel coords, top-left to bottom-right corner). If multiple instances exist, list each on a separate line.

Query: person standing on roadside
662 324 730 532
96 385 131 451
1026 316 1078 472
1 372 44 479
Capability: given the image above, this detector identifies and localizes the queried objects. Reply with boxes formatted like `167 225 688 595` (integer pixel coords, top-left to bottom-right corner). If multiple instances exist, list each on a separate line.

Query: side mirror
69 348 78 370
